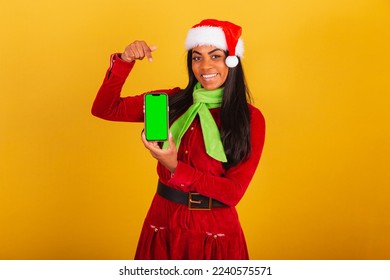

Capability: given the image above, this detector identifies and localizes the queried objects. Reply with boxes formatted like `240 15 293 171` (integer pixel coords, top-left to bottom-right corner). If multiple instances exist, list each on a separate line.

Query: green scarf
163 82 227 162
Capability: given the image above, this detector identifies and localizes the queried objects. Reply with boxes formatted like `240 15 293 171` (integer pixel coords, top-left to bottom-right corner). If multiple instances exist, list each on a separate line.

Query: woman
92 19 266 259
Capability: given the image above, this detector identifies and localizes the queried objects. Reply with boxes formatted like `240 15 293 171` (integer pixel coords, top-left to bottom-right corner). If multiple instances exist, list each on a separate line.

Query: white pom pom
225 56 239 68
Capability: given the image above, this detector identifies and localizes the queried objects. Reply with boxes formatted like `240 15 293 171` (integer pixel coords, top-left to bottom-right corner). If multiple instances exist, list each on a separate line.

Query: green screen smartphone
144 93 169 141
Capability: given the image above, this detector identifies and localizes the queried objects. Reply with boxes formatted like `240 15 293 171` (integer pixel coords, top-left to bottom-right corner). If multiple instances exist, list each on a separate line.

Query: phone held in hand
144 93 169 141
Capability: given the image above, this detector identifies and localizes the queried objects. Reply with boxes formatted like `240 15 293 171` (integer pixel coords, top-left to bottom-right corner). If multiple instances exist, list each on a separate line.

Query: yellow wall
1 0 389 259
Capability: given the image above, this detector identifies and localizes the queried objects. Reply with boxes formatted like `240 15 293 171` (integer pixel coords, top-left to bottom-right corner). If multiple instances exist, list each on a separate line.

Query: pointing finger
144 45 157 62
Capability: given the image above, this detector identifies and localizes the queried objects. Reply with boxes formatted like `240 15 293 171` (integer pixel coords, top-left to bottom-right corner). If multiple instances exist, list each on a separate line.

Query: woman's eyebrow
192 48 224 55
208 48 223 54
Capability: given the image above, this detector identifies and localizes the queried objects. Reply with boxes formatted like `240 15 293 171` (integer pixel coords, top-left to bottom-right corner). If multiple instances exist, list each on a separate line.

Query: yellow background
1 0 389 259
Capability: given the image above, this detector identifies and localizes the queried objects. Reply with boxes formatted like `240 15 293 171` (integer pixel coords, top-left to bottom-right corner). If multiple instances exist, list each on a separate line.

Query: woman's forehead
192 45 224 53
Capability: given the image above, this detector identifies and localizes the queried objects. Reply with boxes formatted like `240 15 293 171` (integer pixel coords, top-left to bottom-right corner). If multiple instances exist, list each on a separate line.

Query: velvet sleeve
168 106 266 207
91 54 146 122
91 54 180 122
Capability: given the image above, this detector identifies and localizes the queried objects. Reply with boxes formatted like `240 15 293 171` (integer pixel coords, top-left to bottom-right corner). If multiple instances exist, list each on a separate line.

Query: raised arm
91 41 157 122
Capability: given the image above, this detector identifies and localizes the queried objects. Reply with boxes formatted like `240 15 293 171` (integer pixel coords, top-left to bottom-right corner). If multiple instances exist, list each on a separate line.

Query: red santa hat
185 19 244 68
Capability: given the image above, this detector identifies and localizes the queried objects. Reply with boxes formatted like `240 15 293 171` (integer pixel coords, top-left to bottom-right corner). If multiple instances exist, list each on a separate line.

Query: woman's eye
212 55 221 59
192 56 201 61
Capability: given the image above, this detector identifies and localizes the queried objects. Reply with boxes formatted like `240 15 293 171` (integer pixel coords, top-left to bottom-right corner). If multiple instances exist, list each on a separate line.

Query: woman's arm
92 41 158 122
91 54 146 122
92 40 182 122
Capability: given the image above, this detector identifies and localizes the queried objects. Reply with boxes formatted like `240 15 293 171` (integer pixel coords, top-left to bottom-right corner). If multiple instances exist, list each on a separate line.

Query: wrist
168 160 178 174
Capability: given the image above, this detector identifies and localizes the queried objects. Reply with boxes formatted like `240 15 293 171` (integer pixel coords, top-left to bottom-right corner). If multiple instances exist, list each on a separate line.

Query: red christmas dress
92 54 266 259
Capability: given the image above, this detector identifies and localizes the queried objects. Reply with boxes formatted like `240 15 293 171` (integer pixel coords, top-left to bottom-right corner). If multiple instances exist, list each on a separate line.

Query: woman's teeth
202 74 217 79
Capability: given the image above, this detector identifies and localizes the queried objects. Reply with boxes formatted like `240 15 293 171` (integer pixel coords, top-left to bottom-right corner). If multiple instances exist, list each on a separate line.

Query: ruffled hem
135 222 248 260
134 195 249 260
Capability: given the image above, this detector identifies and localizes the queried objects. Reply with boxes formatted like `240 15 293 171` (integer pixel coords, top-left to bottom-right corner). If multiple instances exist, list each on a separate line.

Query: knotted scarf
163 82 227 162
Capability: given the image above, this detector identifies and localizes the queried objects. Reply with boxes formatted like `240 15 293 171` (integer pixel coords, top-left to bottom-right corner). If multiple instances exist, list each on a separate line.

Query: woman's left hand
141 132 178 173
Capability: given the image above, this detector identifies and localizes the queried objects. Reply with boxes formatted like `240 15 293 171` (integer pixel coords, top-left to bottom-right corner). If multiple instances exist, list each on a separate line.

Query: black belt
157 181 228 210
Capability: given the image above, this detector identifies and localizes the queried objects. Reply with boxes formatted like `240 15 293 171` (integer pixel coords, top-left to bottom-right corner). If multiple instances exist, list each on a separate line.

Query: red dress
92 54 266 259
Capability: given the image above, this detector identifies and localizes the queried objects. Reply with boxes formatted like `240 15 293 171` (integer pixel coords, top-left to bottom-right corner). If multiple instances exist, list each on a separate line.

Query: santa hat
185 19 244 68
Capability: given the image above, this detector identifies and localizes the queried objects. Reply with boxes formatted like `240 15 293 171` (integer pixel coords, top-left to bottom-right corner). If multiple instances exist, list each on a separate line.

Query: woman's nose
200 57 212 69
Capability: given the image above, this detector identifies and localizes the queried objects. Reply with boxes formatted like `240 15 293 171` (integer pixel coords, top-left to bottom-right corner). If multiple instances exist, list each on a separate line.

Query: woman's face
191 45 229 90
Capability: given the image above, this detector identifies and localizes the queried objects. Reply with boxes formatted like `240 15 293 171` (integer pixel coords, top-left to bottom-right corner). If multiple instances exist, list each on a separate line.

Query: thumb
168 132 176 149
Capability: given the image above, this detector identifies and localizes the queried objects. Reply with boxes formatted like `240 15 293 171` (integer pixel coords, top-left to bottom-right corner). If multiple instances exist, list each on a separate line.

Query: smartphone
144 93 169 141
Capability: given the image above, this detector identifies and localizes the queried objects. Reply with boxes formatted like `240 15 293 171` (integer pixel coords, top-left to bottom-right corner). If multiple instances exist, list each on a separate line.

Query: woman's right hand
141 131 178 174
121 41 157 63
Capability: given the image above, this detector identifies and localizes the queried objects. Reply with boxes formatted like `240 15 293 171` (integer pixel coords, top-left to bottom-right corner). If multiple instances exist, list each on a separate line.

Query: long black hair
169 50 252 169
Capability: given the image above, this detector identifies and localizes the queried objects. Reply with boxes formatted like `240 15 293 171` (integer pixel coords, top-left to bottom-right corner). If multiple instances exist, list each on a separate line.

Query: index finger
143 45 157 62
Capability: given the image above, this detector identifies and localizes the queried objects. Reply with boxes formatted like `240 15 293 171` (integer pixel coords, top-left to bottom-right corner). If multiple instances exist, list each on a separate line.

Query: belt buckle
188 193 211 210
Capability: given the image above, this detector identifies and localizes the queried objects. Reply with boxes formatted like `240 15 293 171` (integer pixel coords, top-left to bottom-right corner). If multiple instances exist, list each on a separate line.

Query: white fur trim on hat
185 26 244 58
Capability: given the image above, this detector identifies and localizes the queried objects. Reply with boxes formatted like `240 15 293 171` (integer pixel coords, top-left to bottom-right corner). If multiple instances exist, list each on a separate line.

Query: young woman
92 19 266 259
